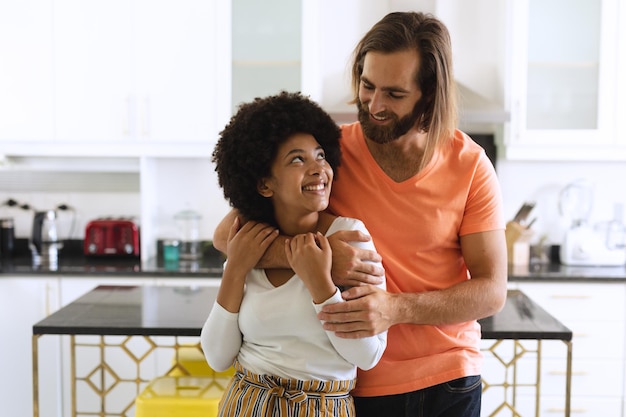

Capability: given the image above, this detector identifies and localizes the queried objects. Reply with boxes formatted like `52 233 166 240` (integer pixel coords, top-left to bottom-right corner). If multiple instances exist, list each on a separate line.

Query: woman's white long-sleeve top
201 217 387 381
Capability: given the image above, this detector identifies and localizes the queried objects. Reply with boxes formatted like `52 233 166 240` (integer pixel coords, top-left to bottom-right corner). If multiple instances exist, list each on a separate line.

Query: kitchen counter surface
0 239 225 277
509 262 626 282
0 255 224 277
2 238 626 281
33 285 571 340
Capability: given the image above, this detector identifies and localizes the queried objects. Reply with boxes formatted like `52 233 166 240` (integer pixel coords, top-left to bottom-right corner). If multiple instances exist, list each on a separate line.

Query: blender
559 179 625 265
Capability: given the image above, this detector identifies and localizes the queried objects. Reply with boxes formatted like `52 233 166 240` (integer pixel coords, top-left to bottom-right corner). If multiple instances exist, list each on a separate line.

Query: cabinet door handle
513 100 520 141
551 295 591 300
124 96 131 135
141 96 150 137
547 408 587 413
45 282 51 316
124 95 136 137
548 370 586 376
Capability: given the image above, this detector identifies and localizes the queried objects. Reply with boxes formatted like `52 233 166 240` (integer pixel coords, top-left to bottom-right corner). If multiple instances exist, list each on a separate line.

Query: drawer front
518 358 624 398
538 320 624 360
514 282 625 322
507 395 623 417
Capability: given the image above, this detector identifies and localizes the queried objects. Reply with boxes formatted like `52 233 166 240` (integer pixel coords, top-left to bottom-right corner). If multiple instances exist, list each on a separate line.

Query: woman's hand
285 232 336 303
224 217 278 280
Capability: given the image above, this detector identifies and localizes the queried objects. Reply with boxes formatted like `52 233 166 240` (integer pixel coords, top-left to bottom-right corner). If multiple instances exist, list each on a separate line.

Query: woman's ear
257 179 273 197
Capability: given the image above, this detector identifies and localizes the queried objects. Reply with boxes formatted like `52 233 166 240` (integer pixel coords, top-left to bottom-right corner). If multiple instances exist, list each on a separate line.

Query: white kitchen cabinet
510 281 626 416
1 0 230 158
52 0 229 153
515 396 622 417
618 0 626 148
0 0 54 142
0 277 62 417
231 0 301 112
503 0 625 161
52 0 133 146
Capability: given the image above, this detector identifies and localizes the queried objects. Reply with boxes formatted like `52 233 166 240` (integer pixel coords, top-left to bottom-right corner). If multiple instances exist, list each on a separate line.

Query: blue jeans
354 375 482 417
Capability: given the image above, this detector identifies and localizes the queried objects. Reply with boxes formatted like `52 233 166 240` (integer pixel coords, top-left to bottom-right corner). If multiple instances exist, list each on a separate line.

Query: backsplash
498 159 626 245
1 159 624 248
0 158 230 248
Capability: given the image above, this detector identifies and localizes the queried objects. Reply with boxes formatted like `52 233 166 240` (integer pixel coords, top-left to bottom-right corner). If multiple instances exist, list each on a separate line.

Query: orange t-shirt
328 123 505 397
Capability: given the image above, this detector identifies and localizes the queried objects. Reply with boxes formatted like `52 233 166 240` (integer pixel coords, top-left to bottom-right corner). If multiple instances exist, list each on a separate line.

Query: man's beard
357 99 420 144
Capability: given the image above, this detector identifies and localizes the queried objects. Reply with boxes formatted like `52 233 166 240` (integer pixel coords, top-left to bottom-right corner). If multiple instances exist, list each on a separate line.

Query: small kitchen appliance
0 217 15 258
559 179 626 266
174 210 202 260
30 210 64 267
84 217 140 257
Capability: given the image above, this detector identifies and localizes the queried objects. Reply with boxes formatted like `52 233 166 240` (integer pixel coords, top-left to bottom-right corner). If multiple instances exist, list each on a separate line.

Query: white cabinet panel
53 0 133 145
513 282 625 322
132 0 224 145
0 277 61 417
516 358 623 398
516 395 623 417
54 0 224 147
505 0 624 160
0 0 54 141
513 281 626 417
2 0 230 157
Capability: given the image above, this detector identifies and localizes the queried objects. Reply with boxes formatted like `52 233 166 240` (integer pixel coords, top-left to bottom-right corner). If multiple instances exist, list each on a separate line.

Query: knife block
505 221 534 266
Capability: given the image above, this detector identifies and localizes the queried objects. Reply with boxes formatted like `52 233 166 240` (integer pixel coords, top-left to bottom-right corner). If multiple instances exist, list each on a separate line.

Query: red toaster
84 218 140 257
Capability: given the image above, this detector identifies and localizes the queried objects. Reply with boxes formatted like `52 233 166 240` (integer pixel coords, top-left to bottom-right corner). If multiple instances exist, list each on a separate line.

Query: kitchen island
31 285 572 417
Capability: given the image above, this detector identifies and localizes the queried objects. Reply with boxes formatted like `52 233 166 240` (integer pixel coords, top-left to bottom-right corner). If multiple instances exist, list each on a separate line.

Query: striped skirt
217 360 356 417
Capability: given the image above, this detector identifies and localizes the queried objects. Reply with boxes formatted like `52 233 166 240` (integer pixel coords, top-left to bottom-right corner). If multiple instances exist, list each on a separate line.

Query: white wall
498 160 625 245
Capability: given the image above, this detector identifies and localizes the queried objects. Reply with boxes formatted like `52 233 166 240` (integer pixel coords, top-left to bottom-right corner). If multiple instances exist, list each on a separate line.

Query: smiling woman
211 92 342 228
201 91 387 417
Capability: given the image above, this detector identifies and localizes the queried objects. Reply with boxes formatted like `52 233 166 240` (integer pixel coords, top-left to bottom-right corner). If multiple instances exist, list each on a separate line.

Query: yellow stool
135 375 231 417
168 345 234 377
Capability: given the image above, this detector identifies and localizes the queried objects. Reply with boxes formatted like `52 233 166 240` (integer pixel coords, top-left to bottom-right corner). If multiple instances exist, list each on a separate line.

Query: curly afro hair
212 91 342 226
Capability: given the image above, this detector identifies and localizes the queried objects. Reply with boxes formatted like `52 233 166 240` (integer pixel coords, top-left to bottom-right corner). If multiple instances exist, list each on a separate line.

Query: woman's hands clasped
285 232 336 304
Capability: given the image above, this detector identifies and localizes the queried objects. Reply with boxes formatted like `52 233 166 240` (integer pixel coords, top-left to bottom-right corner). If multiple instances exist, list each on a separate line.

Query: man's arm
213 209 384 284
318 229 508 337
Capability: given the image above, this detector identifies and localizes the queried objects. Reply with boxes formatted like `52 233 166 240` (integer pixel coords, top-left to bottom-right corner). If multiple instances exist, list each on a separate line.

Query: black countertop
3 238 626 281
5 258 626 282
0 239 225 277
0 255 224 277
32 285 572 341
508 262 626 282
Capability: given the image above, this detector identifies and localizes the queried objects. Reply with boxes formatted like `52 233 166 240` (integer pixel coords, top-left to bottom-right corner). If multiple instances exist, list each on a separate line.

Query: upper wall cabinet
0 0 54 143
503 0 624 160
0 0 231 157
231 0 301 113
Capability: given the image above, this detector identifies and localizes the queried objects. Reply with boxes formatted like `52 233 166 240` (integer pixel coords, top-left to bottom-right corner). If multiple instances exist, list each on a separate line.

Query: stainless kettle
30 210 63 267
